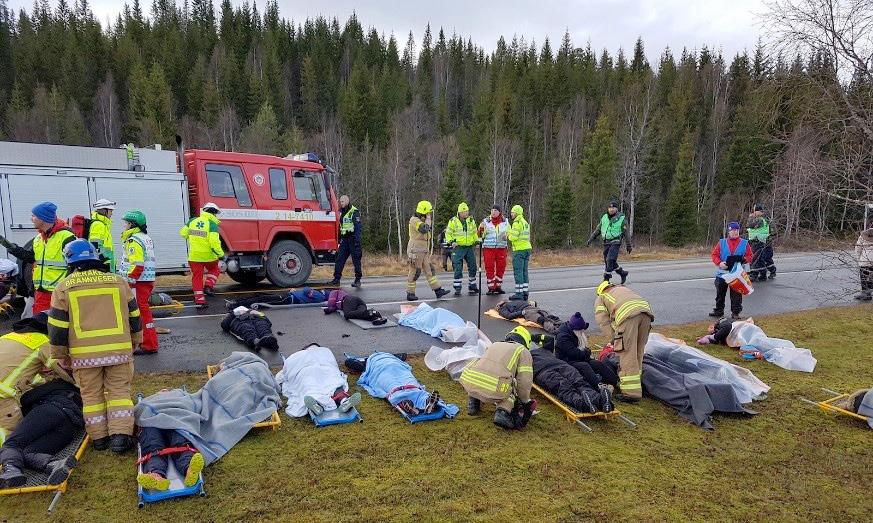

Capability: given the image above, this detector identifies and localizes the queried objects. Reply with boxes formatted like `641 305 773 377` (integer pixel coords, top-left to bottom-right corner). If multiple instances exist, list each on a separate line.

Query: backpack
68 215 93 239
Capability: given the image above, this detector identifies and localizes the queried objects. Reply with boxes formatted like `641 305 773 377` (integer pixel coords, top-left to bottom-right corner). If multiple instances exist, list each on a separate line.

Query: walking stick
477 242 484 329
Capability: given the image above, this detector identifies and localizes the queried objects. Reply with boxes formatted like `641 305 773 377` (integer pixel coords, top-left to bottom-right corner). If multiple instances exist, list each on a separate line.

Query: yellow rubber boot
137 472 170 491
184 452 205 487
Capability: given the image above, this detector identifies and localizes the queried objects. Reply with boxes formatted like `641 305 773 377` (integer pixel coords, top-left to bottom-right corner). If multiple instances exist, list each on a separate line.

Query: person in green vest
445 202 480 296
89 199 117 273
507 205 532 301
330 195 363 288
746 203 776 282
587 199 633 283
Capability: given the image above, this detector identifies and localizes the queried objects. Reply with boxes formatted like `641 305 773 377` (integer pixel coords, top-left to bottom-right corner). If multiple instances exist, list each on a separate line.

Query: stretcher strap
136 445 198 466
387 384 422 402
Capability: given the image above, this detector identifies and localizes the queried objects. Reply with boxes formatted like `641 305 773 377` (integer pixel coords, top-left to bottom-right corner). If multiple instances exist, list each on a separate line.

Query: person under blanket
352 352 450 417
531 347 614 414
496 299 562 334
275 344 361 418
226 287 329 310
834 389 873 427
533 313 619 388
0 379 83 489
221 306 279 351
136 422 205 491
323 289 387 325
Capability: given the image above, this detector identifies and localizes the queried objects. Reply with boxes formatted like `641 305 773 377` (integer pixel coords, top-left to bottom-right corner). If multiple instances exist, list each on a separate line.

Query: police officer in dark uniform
331 195 363 287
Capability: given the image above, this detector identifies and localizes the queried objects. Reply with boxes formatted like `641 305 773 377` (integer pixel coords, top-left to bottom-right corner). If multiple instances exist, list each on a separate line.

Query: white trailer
0 141 190 274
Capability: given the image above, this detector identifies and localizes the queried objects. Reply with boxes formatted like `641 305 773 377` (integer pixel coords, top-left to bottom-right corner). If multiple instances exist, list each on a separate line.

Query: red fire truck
0 140 340 287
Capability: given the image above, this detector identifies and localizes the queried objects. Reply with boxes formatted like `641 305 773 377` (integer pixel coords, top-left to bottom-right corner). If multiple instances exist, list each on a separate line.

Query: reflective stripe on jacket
407 215 432 256
89 211 115 272
507 216 532 251
480 218 508 248
33 227 76 292
445 215 479 247
180 212 224 262
119 229 156 282
594 285 653 340
459 342 532 403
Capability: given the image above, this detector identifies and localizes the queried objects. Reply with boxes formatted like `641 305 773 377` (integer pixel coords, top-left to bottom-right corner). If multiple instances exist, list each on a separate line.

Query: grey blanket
642 353 756 430
134 352 281 465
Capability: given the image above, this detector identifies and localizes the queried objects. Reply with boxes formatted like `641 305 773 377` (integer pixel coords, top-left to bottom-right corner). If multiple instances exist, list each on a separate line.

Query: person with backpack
0 202 76 314
180 203 224 308
88 199 117 273
119 210 159 354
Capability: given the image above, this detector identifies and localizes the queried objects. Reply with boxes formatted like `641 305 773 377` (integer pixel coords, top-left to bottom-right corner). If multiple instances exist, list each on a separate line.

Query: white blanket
726 322 817 372
275 346 349 417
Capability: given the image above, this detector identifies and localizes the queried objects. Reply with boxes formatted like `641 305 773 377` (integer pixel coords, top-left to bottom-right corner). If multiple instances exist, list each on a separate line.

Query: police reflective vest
89 211 115 272
747 217 770 243
33 227 76 292
600 213 625 242
445 215 479 247
339 205 359 237
507 216 531 251
120 228 156 282
179 212 224 262
480 218 508 248
716 238 749 276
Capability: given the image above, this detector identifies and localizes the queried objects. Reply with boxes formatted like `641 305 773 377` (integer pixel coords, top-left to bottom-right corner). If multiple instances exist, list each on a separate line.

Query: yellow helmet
511 204 523 216
506 326 532 349
596 280 611 296
457 202 469 214
416 200 433 214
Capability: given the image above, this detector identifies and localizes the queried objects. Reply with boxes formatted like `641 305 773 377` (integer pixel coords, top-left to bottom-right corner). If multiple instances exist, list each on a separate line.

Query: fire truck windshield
293 171 331 211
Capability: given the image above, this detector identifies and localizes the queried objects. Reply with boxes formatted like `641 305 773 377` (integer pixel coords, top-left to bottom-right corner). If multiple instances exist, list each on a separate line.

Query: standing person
854 227 873 301
445 202 480 296
507 205 532 301
709 222 754 319
0 202 76 314
479 205 509 295
179 203 224 308
47 239 142 453
330 195 363 288
593 281 654 402
587 199 633 283
88 199 117 273
746 204 776 281
405 201 450 302
119 210 159 354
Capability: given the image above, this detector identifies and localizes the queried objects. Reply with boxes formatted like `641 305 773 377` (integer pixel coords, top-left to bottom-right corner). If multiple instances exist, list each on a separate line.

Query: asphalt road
130 251 857 373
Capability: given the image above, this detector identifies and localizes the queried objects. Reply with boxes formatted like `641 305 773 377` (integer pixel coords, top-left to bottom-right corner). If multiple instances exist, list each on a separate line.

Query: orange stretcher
801 388 872 426
531 383 636 433
205 364 281 430
483 309 542 330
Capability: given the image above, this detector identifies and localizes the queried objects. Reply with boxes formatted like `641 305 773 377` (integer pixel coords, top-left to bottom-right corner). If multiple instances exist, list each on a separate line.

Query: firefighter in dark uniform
331 195 363 287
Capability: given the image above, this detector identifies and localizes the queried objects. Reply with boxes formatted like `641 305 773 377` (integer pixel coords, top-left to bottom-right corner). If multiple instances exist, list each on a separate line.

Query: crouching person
460 327 535 430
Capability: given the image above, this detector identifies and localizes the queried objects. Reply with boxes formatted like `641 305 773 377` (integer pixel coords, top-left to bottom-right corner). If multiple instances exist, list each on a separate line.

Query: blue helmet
63 239 100 264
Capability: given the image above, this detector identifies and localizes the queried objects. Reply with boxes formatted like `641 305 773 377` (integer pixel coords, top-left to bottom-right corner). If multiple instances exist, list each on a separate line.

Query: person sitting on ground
0 379 83 489
460 327 536 430
136 418 205 491
324 289 387 325
496 299 562 334
221 306 278 351
534 312 620 389
226 286 329 310
531 345 614 414
275 344 362 418
351 352 444 417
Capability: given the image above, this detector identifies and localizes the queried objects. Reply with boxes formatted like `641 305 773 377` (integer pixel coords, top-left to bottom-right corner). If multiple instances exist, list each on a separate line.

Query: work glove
626 245 633 254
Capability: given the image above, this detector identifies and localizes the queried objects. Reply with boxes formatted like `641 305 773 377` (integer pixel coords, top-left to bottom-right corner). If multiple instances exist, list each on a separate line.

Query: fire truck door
203 163 259 252
291 171 336 250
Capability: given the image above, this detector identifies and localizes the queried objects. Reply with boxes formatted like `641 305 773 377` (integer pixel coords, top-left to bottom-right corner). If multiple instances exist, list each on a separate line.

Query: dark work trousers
570 360 619 388
861 267 873 291
334 237 362 280
750 241 776 279
139 427 195 477
714 277 742 315
603 243 621 274
1 404 75 469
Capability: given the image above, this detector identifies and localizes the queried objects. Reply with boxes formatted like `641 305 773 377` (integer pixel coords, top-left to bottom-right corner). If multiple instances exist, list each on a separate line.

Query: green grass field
2 306 871 522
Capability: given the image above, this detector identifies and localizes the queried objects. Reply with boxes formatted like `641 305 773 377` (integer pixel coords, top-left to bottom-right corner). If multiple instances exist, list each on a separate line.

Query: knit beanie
728 221 741 231
32 202 57 224
568 312 589 331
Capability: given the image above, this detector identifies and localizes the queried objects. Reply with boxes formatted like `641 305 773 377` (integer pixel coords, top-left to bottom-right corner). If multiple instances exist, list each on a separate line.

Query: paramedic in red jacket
709 221 753 320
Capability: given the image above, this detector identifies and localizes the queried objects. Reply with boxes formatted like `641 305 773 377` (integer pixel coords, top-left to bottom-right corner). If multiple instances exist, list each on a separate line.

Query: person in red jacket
709 221 753 319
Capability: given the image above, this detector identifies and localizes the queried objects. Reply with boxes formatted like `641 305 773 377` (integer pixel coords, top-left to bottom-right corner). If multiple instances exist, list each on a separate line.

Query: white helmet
93 198 117 210
202 202 221 214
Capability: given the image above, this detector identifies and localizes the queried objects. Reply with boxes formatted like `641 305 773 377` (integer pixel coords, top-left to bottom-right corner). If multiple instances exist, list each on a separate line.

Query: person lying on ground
696 317 735 346
496 299 562 334
136 413 205 491
460 327 537 430
324 289 387 325
533 313 620 389
530 346 614 414
275 344 361 418
221 306 278 351
226 287 329 310
834 389 873 427
351 352 445 417
0 379 83 489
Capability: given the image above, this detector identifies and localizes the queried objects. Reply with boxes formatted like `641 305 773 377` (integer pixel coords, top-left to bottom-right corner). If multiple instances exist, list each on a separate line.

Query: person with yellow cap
593 280 653 402
445 202 480 296
460 326 535 430
507 205 532 300
406 201 451 302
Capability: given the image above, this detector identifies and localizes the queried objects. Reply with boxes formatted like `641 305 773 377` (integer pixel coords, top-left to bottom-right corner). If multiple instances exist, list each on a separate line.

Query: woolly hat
568 312 589 331
491 204 502 213
728 221 741 231
32 202 57 224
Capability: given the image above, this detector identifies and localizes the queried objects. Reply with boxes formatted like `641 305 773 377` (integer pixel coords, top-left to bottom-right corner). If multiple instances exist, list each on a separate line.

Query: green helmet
123 209 147 228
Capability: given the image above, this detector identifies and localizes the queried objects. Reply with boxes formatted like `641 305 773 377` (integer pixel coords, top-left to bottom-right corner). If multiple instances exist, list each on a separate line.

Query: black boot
599 384 614 413
603 272 612 282
708 309 723 318
454 288 462 297
617 268 629 284
92 436 111 451
580 391 598 414
0 463 26 489
110 434 134 454
328 278 341 286
46 456 78 486
406 292 418 301
493 408 516 430
351 278 362 288
468 284 479 295
467 397 481 416
204 286 215 297
434 288 451 299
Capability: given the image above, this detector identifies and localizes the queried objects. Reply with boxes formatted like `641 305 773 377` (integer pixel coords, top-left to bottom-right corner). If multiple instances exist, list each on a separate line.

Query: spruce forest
0 0 871 253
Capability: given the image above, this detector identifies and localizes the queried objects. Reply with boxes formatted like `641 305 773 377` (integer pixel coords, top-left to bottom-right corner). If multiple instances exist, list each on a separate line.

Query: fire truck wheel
266 240 312 287
227 270 266 286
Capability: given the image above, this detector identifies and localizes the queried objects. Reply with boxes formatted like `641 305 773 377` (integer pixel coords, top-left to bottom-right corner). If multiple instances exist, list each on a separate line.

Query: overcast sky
7 0 766 60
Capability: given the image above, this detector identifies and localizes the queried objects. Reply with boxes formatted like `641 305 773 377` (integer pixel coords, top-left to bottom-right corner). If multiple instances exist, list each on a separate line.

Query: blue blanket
357 352 459 417
398 302 465 338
